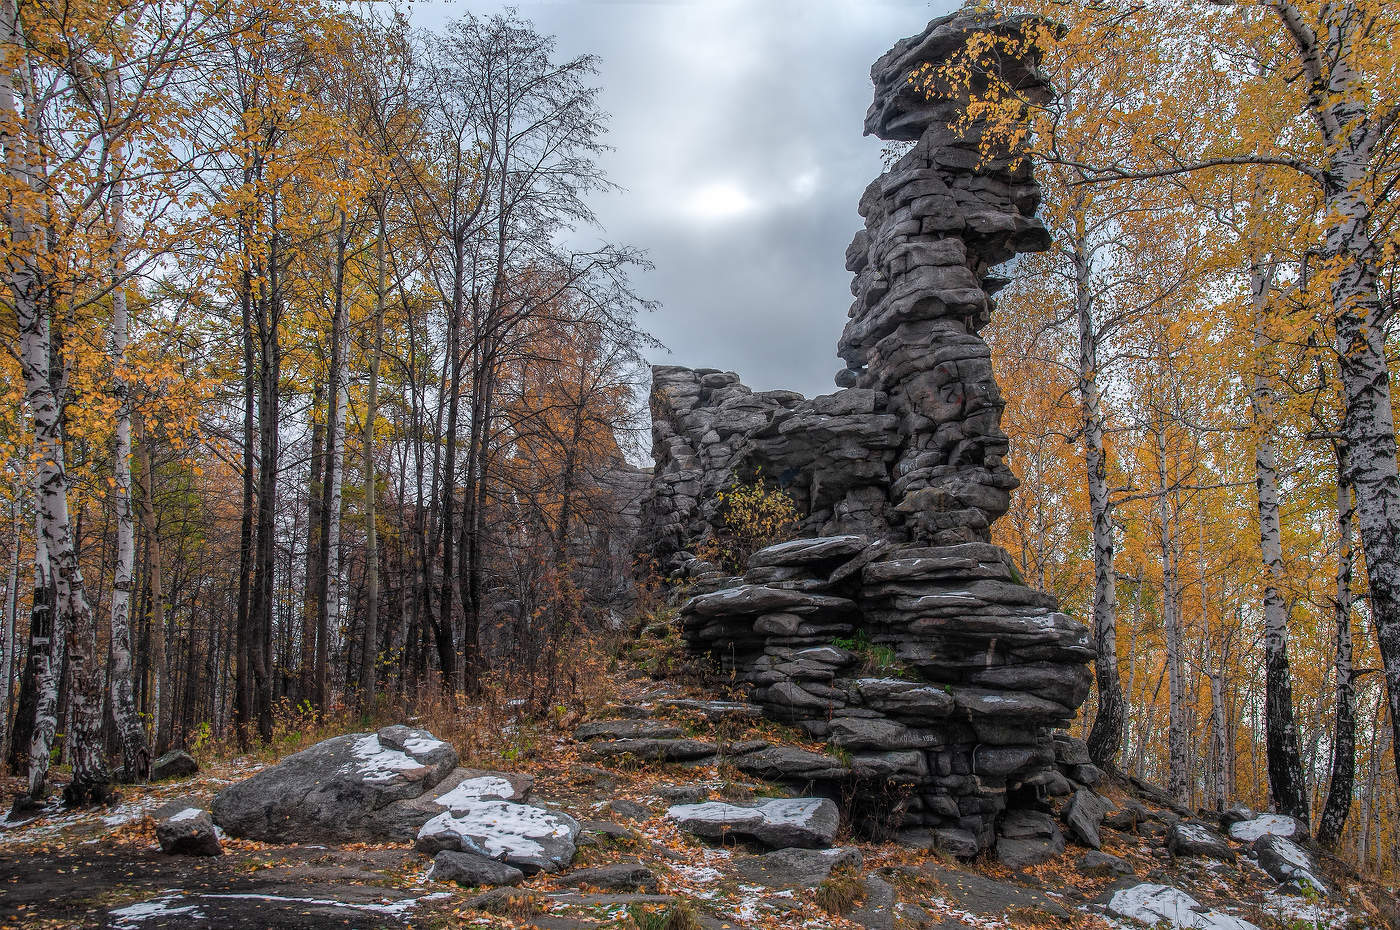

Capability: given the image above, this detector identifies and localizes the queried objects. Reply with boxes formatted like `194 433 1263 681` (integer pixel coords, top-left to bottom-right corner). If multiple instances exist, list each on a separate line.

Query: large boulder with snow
211 725 458 843
416 800 580 873
666 797 839 848
1254 834 1327 895
1228 813 1300 842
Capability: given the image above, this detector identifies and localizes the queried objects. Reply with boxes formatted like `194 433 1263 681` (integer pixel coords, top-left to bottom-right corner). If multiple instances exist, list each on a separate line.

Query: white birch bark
0 485 18 755
1154 428 1189 804
1072 216 1125 769
325 370 348 677
2 0 109 803
1269 0 1400 796
103 66 149 781
1249 260 1310 822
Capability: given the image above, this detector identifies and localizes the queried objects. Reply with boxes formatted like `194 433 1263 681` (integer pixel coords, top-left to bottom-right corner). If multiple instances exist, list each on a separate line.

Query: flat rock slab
211 726 458 844
667 797 839 848
748 535 869 568
734 846 862 887
917 862 1071 920
651 699 763 721
729 744 850 781
416 800 580 874
574 720 684 741
1106 882 1259 930
588 738 717 762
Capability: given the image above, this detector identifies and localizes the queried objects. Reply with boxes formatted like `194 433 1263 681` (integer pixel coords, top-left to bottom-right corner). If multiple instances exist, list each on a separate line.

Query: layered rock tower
637 12 1094 859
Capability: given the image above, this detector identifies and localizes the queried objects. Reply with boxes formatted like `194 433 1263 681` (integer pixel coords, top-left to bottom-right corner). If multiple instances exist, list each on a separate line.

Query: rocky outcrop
637 11 1093 858
639 11 1054 574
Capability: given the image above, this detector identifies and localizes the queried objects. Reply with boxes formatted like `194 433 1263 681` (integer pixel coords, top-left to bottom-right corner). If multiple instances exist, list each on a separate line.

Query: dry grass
627 901 704 930
815 867 867 915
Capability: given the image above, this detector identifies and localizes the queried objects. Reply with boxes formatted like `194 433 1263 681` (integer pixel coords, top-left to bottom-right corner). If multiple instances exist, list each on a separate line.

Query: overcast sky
409 0 955 401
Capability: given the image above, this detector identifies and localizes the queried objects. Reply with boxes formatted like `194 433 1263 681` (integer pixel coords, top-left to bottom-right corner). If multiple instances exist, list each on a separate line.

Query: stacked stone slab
637 11 1096 859
681 534 1091 855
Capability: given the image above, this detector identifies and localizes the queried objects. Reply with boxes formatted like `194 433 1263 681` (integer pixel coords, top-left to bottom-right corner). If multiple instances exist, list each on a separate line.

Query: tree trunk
301 379 324 705
314 212 349 711
1154 430 1189 805
359 204 387 708
104 86 150 782
2 0 109 806
1274 0 1400 812
1 487 20 761
134 425 168 753
1249 260 1310 824
1073 223 1125 770
1318 446 1357 848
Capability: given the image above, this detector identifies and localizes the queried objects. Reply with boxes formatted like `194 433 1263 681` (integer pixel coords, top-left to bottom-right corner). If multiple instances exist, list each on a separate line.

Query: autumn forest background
0 0 1398 890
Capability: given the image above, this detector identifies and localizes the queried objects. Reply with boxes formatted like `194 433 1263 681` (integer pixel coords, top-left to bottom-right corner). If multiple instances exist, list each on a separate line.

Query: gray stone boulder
1064 788 1110 848
667 797 839 848
1166 821 1235 861
153 799 221 856
416 800 580 873
565 863 659 893
430 849 525 887
1254 834 1327 895
150 750 199 782
211 726 458 843
1079 850 1133 877
734 846 862 887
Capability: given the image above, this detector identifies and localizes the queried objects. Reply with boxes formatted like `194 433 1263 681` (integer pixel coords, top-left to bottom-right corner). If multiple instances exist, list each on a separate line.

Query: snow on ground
1107 883 1259 930
108 890 453 926
1262 890 1350 928
1228 814 1297 842
110 892 205 927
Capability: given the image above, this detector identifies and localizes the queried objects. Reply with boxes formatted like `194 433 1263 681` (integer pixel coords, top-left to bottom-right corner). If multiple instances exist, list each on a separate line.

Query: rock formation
637 11 1095 860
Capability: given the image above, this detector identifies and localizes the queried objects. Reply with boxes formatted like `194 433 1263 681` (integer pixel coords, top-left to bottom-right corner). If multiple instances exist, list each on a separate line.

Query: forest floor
1 654 1397 930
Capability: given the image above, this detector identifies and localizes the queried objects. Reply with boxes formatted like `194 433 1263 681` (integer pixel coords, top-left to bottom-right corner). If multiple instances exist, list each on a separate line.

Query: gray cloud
411 0 954 400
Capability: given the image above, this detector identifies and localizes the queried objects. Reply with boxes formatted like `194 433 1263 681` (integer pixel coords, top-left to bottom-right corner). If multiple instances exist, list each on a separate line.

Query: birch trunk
1272 0 1400 803
1317 447 1357 848
1249 261 1310 823
359 205 386 707
1072 221 1125 769
314 212 348 709
103 72 149 781
2 0 109 805
0 487 18 758
1155 430 1189 805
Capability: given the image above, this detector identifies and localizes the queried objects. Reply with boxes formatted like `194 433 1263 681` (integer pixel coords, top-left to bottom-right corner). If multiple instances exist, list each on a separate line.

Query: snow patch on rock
1107 883 1259 930
1229 814 1297 842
